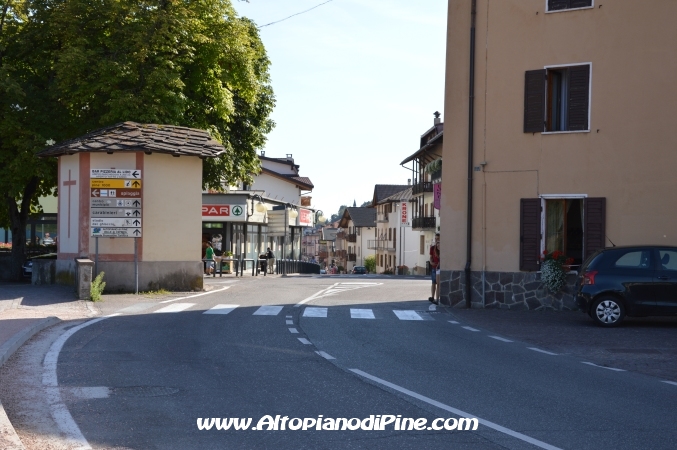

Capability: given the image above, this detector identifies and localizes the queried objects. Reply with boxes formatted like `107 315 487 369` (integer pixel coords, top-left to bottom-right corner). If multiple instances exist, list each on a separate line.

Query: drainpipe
465 0 477 308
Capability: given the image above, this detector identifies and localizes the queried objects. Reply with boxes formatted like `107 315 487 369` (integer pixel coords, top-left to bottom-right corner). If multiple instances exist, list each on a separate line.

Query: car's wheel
591 296 625 327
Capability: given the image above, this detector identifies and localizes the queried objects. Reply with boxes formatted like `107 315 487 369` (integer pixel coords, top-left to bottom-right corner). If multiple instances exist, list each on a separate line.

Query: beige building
338 207 376 271
440 1 677 309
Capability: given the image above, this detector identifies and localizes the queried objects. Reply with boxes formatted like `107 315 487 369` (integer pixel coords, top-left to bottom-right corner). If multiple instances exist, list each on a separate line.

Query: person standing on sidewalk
204 241 215 275
429 233 440 304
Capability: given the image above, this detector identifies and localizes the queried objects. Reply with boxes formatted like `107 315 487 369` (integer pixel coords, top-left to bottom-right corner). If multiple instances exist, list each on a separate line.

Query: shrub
364 255 376 273
90 272 106 301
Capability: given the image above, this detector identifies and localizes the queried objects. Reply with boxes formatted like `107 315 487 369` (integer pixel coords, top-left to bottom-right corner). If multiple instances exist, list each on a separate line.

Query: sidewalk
0 282 97 450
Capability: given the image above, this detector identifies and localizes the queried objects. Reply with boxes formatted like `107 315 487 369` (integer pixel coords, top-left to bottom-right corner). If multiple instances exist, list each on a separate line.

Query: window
659 250 677 271
524 64 590 133
388 228 391 241
613 251 652 269
420 235 425 255
520 197 606 271
546 0 593 12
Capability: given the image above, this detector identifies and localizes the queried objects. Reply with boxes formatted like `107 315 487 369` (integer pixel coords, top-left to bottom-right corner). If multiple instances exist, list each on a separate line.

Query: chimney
434 111 441 125
407 179 411 185
261 150 265 156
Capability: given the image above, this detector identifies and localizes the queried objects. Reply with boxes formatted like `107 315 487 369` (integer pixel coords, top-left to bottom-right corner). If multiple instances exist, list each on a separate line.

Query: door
606 249 657 314
654 249 677 313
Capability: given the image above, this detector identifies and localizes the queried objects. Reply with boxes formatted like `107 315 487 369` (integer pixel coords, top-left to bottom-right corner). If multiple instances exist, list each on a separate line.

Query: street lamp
315 210 326 224
249 194 266 214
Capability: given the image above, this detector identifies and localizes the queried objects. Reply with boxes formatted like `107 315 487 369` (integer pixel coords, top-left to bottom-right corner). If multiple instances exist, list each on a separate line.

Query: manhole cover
606 348 662 354
111 386 180 397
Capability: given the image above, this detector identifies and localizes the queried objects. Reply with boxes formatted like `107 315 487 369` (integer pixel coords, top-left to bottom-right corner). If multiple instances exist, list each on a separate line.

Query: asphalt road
13 276 677 448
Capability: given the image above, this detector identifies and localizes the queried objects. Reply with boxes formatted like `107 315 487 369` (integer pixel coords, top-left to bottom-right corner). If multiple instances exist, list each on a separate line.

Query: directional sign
90 179 142 189
90 169 142 179
92 189 141 199
91 218 141 228
91 227 143 238
90 208 142 218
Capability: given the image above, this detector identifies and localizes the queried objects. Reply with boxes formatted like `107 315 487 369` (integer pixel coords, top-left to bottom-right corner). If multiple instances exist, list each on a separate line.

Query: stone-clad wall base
439 270 579 311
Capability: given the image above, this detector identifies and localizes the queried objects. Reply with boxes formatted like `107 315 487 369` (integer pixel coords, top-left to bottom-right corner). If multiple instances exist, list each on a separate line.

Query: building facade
338 207 376 272
440 0 677 309
371 187 419 274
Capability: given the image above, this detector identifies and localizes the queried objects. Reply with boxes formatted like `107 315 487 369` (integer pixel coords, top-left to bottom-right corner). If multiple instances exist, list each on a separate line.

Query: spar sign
202 204 245 221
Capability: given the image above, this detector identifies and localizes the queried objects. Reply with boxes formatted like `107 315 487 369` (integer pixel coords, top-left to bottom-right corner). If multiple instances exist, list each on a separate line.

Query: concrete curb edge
0 316 61 450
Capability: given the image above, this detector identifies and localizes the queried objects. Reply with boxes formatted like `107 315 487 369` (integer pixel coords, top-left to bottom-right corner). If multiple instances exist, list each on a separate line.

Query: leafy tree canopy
0 0 275 278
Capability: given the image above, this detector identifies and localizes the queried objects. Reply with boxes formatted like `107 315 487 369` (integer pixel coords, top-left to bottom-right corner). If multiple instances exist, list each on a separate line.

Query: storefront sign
202 205 231 217
299 208 312 226
434 183 442 210
202 204 246 220
400 202 408 225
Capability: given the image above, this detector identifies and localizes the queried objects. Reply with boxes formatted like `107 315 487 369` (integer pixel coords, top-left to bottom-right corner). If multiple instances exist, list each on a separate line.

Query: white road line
116 303 155 314
288 328 299 334
349 369 562 450
581 362 626 372
350 308 375 319
296 283 339 307
286 315 292 319
295 282 383 306
253 305 284 316
43 314 121 449
340 282 381 285
303 307 328 318
154 303 195 313
662 381 677 386
528 347 558 356
298 338 311 345
159 286 230 304
462 326 480 332
286 320 293 325
203 304 239 315
315 351 336 360
429 304 437 311
489 336 513 343
448 320 460 324
393 310 424 321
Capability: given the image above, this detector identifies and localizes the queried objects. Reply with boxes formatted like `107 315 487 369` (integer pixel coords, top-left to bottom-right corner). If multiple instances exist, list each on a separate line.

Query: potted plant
541 250 574 293
223 251 233 274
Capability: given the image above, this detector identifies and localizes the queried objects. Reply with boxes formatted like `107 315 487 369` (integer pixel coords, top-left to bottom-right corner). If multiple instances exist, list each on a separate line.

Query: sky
232 0 448 217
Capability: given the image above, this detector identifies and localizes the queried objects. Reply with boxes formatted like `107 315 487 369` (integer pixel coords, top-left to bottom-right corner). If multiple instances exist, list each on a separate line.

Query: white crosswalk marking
154 303 195 313
303 307 328 318
203 304 239 315
253 305 284 316
393 310 424 321
350 308 375 319
296 282 383 306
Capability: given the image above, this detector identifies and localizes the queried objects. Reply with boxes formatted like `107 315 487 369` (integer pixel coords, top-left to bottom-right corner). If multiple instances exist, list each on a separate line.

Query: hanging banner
434 183 442 210
400 202 409 225
299 208 313 226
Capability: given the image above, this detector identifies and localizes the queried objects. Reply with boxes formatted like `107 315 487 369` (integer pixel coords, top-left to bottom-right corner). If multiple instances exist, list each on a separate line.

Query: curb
0 316 61 450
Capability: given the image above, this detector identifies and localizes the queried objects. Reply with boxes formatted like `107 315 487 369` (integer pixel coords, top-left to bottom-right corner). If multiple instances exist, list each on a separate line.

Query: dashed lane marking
462 326 480 332
528 347 558 356
288 328 299 334
349 369 563 450
393 310 424 321
489 336 513 343
203 304 239 315
154 303 196 313
315 351 336 360
662 381 677 387
286 320 293 325
448 320 460 324
298 338 311 345
581 362 626 372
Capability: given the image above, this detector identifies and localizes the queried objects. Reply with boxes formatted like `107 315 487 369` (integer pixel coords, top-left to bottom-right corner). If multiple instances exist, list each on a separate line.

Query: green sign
232 205 244 216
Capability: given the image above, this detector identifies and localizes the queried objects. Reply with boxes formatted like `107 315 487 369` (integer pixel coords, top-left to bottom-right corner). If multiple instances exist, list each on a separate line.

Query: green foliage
0 0 275 278
330 205 348 224
90 271 106 302
364 255 376 274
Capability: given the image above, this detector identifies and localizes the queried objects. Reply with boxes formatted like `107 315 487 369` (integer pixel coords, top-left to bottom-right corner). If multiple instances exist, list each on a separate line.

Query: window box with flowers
540 250 574 293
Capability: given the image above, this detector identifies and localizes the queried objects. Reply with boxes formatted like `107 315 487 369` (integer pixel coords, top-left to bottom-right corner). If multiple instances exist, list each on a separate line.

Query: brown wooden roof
37 121 225 158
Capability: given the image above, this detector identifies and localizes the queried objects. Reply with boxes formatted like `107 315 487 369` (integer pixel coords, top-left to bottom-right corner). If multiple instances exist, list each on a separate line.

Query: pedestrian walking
429 233 440 304
204 241 215 275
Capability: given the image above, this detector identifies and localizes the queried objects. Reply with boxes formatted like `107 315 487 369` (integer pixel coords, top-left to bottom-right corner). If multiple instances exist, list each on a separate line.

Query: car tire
591 296 625 327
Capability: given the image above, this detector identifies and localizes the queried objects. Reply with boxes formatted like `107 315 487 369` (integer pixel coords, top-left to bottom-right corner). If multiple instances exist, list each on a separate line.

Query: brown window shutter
567 65 590 131
520 198 541 271
548 0 570 10
524 70 546 133
584 197 606 258
570 0 592 8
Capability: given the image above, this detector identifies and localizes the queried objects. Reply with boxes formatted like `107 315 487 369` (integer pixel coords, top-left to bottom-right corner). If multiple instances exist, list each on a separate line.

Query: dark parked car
575 246 677 327
352 266 367 274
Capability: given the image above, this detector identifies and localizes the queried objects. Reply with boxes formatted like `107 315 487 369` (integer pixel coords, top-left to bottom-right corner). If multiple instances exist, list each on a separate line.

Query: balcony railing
346 234 357 243
376 213 389 223
348 253 357 262
367 240 395 251
412 181 433 195
336 231 346 239
335 250 347 259
412 216 436 230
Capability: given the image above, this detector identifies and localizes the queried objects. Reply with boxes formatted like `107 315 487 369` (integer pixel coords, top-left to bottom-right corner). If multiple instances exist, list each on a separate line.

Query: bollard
75 258 95 300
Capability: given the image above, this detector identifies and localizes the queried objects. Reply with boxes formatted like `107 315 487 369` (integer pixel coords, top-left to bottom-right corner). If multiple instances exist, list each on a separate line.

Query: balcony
412 181 433 196
335 250 347 259
376 213 389 223
346 234 357 243
348 253 357 262
412 216 436 230
367 240 395 251
336 231 346 239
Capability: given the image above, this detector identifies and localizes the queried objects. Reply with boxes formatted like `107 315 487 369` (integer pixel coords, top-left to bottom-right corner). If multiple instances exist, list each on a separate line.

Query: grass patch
90 272 106 302
141 289 171 297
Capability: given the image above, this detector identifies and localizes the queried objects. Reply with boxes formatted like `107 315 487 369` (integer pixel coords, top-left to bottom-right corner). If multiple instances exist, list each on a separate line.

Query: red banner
202 205 230 217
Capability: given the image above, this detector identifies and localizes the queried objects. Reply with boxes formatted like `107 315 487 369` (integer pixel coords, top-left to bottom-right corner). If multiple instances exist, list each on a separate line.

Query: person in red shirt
429 233 440 304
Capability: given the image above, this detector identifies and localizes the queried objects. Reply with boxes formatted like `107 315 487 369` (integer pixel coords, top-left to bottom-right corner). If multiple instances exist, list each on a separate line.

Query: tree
364 255 376 274
0 0 275 279
330 205 347 224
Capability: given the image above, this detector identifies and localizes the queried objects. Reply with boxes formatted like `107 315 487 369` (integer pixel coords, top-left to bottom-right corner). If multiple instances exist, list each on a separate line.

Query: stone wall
439 270 579 311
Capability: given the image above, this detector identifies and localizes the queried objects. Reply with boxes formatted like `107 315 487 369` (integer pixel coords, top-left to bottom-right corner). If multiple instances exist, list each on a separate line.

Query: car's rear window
580 252 603 271
611 250 652 269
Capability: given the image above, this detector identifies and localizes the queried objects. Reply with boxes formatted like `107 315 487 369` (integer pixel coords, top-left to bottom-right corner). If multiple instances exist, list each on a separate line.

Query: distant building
338 207 376 271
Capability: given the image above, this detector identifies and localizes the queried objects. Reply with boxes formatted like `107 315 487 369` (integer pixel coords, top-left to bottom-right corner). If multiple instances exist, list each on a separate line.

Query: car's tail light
583 270 598 285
